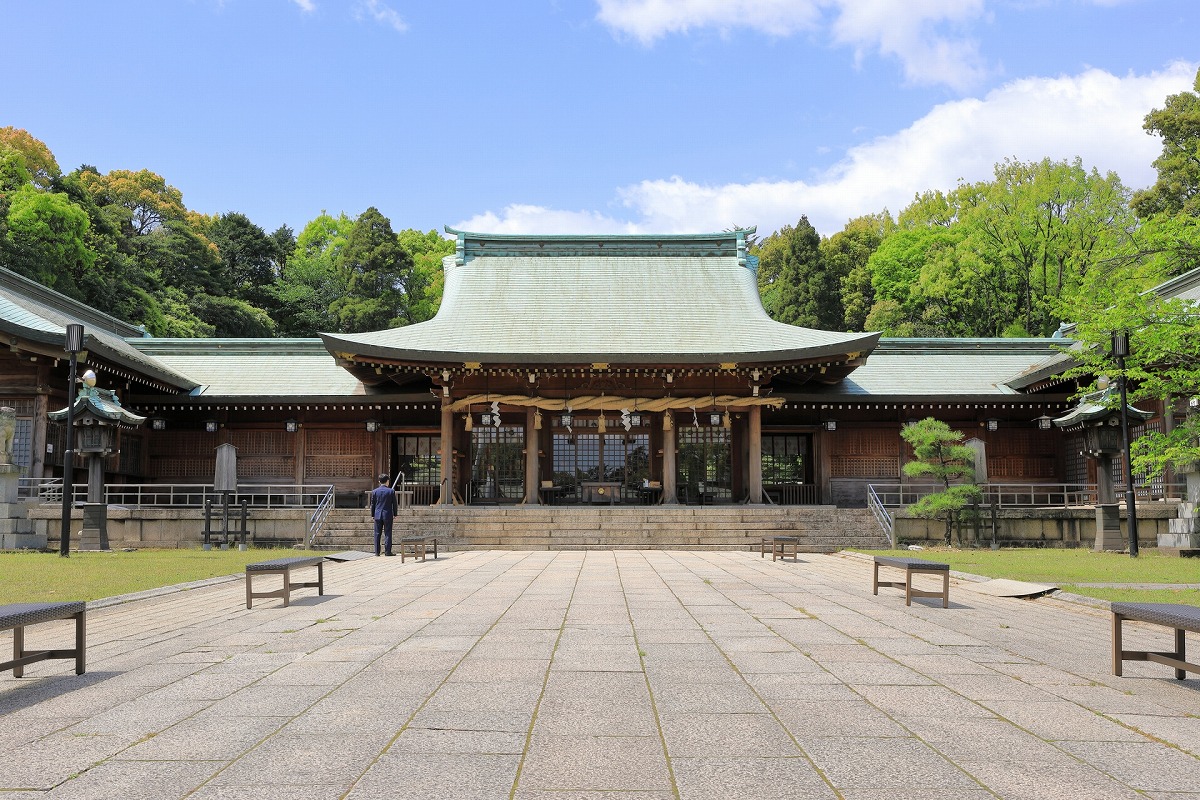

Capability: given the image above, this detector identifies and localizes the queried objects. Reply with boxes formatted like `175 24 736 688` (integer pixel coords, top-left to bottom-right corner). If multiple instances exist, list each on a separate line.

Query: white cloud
290 0 316 12
830 0 989 90
596 0 991 90
595 0 822 42
354 0 407 32
457 63 1198 238
454 205 636 236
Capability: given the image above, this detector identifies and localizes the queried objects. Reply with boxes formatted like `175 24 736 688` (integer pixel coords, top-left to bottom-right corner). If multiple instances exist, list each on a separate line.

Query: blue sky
4 0 1198 238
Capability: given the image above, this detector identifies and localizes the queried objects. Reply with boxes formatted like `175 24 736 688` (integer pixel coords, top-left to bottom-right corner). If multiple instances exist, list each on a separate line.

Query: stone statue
0 407 15 465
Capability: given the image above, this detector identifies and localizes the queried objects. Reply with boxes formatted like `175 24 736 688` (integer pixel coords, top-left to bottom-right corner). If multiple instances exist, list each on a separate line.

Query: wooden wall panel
305 429 373 480
828 429 900 478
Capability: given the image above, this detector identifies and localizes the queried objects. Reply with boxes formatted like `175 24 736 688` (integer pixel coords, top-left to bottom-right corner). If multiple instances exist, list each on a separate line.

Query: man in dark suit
369 473 398 556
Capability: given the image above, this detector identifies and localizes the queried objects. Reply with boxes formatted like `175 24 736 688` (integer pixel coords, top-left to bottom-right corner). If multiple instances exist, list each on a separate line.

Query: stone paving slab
3 549 1200 798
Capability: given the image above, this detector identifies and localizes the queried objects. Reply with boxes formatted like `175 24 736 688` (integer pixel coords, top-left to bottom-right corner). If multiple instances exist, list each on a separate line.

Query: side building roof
780 338 1073 402
0 267 198 392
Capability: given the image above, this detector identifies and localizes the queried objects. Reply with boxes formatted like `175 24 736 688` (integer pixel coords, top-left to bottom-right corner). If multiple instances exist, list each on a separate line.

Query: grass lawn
0 548 297 605
859 547 1200 606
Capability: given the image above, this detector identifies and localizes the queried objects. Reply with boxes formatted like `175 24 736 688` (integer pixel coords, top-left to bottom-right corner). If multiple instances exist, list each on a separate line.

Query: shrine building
1 228 1143 512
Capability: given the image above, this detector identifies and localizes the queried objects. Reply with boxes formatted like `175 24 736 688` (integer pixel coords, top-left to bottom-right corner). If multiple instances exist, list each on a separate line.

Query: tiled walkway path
3 550 1199 799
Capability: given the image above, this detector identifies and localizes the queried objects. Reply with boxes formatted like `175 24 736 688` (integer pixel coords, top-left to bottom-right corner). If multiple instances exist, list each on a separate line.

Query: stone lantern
48 372 146 550
1053 387 1152 551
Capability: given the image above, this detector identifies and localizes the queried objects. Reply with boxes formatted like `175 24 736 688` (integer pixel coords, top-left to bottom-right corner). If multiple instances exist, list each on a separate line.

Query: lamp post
1112 331 1139 558
60 323 84 558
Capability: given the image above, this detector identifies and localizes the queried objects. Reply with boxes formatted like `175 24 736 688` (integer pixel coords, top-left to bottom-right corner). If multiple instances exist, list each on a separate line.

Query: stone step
310 507 887 552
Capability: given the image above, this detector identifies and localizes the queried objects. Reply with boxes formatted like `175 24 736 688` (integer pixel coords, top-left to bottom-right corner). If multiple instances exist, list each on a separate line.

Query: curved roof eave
319 331 881 368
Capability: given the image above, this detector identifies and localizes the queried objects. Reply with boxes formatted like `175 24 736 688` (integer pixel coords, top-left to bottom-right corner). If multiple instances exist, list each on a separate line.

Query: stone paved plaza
3 550 1200 799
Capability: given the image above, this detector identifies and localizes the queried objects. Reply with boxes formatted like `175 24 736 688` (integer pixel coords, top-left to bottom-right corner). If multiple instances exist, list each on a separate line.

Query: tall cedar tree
331 207 414 332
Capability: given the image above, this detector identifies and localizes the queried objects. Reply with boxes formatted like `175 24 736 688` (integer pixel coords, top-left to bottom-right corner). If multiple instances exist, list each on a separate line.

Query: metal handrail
306 485 336 548
17 477 63 502
868 482 1101 510
866 484 894 546
26 482 335 509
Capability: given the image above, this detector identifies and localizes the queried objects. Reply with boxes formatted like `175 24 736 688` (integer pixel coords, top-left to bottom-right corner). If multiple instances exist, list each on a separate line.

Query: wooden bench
872 556 950 607
245 556 326 609
399 536 438 563
1111 602 1200 680
1 601 86 677
760 536 799 561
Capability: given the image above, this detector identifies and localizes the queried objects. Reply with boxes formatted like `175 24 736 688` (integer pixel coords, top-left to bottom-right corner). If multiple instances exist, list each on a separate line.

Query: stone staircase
313 506 890 552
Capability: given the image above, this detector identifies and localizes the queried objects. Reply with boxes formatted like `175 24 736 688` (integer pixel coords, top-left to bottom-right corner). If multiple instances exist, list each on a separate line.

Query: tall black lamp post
59 323 84 558
1112 331 1139 558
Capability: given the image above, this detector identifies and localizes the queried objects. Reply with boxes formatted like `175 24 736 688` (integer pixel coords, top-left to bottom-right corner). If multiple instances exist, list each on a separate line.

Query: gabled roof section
0 267 198 392
320 229 880 375
131 338 371 398
782 338 1071 400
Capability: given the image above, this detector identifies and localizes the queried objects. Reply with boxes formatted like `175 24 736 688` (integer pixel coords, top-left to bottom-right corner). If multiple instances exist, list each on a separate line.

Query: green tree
2 184 96 294
756 216 833 328
271 251 346 336
272 213 355 336
1132 67 1200 219
901 418 982 545
331 207 414 332
397 228 454 322
0 128 60 189
1055 258 1200 480
864 158 1132 337
189 293 277 338
825 213 894 331
80 168 186 236
208 212 279 309
863 226 963 336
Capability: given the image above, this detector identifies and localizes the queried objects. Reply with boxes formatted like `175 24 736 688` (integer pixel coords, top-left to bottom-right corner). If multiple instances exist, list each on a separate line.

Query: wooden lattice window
305 429 373 479
230 430 295 479
117 433 143 477
149 431 215 479
987 429 1057 480
829 429 899 478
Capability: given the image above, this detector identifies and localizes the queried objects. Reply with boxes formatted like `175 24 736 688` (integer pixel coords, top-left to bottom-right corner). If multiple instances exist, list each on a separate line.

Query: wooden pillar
662 411 678 504
748 405 763 504
525 406 539 504
438 402 453 505
293 421 305 488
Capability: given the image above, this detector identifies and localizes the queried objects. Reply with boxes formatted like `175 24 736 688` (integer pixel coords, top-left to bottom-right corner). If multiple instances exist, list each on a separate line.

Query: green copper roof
0 267 197 392
1052 387 1154 430
48 387 146 427
780 338 1070 399
322 230 879 367
131 339 369 397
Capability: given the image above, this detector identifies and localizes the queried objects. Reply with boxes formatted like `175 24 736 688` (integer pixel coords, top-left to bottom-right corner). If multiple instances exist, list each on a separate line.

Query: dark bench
1112 602 1200 680
1 601 86 677
872 556 950 607
245 556 326 609
760 536 799 562
399 536 438 563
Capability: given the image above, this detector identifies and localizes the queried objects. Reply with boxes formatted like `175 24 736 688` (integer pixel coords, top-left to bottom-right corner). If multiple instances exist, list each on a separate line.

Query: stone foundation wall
28 506 311 549
893 503 1180 549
